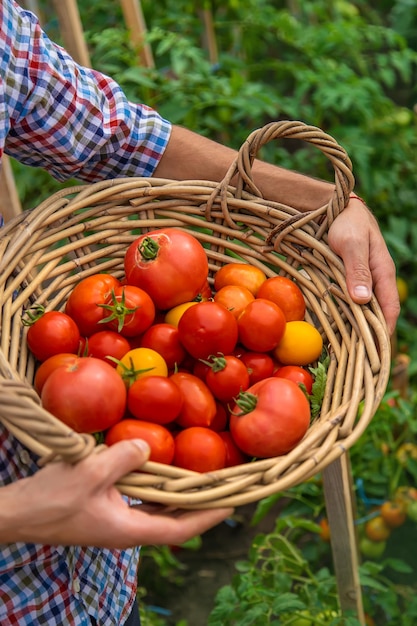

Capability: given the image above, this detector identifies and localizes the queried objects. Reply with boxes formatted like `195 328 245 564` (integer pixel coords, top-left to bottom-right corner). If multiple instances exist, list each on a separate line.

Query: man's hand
328 197 400 335
0 440 233 548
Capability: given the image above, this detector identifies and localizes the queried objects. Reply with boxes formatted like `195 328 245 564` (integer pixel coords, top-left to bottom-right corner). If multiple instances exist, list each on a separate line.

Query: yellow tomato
396 276 408 304
274 320 323 366
116 347 168 386
164 301 199 328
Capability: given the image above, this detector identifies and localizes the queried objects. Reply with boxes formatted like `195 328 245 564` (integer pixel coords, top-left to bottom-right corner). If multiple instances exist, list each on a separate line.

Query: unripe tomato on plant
380 500 407 528
124 228 209 310
359 536 386 559
364 515 391 542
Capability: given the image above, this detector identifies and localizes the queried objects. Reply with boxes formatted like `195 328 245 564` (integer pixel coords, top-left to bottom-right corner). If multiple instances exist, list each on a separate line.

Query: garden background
11 1 417 624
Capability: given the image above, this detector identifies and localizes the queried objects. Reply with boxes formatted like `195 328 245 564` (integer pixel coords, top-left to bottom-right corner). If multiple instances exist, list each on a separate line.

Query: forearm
154 125 334 211
0 481 28 543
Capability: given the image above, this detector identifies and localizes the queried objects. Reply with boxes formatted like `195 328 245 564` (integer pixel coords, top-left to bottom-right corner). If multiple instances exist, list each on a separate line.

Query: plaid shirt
0 0 171 623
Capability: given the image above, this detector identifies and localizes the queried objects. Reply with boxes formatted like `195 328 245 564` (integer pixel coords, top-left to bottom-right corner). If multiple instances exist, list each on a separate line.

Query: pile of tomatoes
24 227 324 473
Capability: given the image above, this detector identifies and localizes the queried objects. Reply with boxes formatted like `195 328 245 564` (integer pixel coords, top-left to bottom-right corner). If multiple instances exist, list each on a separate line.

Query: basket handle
212 119 355 236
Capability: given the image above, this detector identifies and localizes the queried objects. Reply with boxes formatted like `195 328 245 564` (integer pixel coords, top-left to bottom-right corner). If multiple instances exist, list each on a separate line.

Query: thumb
93 439 151 486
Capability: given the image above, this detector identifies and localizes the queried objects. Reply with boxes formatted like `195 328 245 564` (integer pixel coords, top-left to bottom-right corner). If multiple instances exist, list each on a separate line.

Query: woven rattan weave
0 120 391 508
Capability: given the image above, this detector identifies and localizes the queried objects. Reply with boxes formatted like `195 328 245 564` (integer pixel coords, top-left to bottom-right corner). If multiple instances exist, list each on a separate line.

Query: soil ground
141 502 279 625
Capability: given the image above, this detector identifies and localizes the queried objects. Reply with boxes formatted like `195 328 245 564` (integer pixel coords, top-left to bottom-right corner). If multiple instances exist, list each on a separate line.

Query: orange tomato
274 320 323 366
380 500 407 528
364 515 391 542
214 284 255 318
256 275 306 321
318 517 331 542
214 262 266 296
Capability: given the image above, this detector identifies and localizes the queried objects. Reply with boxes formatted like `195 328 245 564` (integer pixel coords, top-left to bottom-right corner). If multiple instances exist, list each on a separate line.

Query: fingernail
131 439 151 455
353 285 371 299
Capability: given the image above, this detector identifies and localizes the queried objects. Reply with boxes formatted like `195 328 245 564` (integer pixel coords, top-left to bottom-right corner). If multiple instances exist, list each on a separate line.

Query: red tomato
101 285 155 337
41 357 127 433
173 427 226 472
256 276 306 321
274 365 314 395
178 301 238 360
218 431 248 467
34 353 80 394
86 330 131 367
25 310 81 362
65 274 121 336
239 352 275 385
229 377 311 458
205 354 250 403
210 402 229 432
124 228 209 310
140 323 186 369
127 375 183 424
105 419 175 465
170 371 217 428
213 262 266 296
237 299 286 352
195 279 213 302
213 284 255 319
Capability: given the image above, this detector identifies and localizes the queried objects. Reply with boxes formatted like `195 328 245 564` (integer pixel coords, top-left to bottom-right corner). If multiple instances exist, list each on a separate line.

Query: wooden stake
51 0 91 67
322 454 365 623
119 0 155 68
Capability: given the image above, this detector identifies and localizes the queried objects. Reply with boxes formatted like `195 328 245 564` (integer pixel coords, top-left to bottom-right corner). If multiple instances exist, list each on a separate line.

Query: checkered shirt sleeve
0 0 171 183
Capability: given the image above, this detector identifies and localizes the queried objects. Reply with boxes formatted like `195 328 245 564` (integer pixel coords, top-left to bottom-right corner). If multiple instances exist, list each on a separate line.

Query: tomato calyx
231 390 258 415
138 236 160 260
21 304 46 326
109 355 155 386
201 353 227 373
98 288 139 333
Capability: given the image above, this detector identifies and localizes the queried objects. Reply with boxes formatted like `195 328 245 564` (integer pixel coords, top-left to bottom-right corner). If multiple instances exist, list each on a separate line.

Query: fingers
328 201 400 335
87 439 151 487
127 506 235 546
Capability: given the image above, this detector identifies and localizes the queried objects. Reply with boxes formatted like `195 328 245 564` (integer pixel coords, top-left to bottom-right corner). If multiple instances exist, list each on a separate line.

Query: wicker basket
0 120 391 508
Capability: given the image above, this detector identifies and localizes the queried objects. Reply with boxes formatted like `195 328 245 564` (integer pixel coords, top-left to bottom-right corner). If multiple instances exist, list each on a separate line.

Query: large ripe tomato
127 375 183 424
170 371 217 428
237 299 286 352
100 285 155 337
213 262 266 296
213 284 255 319
256 275 306 321
116 347 168 386
34 353 80 394
204 354 250 403
274 365 314 395
86 330 131 367
229 377 311 458
173 427 226 472
104 419 175 465
178 301 238 360
25 309 81 362
239 351 275 385
124 228 209 310
140 323 186 369
65 273 121 336
41 357 127 433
